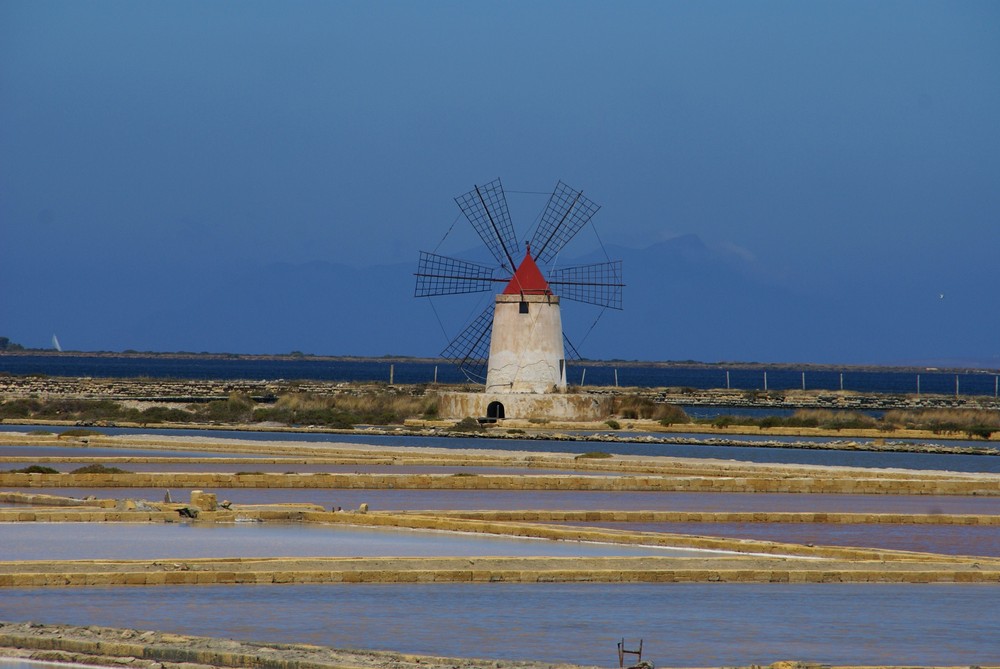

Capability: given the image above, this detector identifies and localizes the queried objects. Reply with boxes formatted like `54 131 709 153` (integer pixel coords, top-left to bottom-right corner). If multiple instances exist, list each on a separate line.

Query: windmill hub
415 178 624 421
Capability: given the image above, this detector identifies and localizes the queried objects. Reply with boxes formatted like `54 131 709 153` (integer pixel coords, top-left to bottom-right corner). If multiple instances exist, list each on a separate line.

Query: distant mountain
5 233 996 365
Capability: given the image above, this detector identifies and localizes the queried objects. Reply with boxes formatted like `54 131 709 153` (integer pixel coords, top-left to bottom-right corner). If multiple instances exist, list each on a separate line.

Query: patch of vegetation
448 417 485 432
604 419 621 430
0 398 42 418
27 430 53 436
235 471 265 476
575 451 612 459
506 428 525 435
966 426 995 440
59 429 102 438
657 404 689 426
0 336 25 351
250 390 435 428
70 464 128 474
199 392 255 423
7 465 59 474
613 395 689 424
137 406 195 424
883 409 1000 436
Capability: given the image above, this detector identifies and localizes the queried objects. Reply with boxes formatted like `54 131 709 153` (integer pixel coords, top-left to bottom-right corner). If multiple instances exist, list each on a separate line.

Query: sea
2 354 1000 396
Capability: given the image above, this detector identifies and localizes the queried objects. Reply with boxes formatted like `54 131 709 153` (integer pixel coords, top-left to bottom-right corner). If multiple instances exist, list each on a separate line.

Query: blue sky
2 1 999 366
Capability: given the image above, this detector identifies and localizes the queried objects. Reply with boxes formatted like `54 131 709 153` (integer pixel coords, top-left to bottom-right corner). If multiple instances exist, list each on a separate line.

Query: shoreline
3 350 998 374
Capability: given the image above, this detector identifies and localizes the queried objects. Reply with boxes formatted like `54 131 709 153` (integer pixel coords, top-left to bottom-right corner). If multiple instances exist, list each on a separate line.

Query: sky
2 1 999 366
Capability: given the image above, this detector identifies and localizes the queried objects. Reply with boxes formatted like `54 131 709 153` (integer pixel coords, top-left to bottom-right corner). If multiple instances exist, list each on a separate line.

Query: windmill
415 178 623 399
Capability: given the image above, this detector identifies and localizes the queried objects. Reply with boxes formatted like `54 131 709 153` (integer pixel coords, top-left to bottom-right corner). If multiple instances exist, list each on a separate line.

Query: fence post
764 371 768 392
801 371 805 391
840 372 844 391
726 370 730 390
390 364 394 385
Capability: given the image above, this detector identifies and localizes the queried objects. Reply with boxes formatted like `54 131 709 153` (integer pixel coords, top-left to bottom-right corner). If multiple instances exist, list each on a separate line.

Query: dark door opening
486 401 505 420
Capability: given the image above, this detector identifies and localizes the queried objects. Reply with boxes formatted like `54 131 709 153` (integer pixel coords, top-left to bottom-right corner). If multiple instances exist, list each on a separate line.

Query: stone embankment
3 470 999 495
3 374 999 411
0 621 591 669
2 555 999 587
4 621 919 669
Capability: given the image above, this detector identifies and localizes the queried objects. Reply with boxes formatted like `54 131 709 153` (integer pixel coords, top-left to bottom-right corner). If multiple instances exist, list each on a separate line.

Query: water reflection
0 522 709 561
557 521 1000 557
1 584 997 666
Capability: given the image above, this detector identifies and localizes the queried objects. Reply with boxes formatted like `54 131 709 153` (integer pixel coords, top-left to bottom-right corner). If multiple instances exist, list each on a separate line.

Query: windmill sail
548 261 623 309
454 178 519 272
414 251 502 297
529 181 600 265
439 302 495 383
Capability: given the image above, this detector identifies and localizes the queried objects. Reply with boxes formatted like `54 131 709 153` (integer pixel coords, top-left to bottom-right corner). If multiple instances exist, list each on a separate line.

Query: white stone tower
486 247 567 393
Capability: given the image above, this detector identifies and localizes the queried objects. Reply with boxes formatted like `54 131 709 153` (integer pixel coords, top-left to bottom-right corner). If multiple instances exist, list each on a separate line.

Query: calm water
3 354 1000 395
0 522 706 561
3 424 998 473
558 521 1000 557
1 583 998 665
11 488 1000 515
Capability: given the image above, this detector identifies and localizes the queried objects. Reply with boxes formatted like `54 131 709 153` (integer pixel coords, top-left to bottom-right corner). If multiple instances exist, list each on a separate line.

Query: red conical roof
503 246 551 296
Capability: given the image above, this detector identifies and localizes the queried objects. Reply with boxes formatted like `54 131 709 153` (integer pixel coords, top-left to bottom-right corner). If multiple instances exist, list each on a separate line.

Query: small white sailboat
52 334 63 352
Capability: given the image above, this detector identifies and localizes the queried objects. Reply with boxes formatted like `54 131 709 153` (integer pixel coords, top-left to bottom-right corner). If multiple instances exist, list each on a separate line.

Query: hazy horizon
3 2 998 366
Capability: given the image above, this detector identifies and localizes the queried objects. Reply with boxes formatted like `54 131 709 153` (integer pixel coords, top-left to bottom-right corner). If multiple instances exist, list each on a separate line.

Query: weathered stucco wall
486 294 566 393
439 390 614 421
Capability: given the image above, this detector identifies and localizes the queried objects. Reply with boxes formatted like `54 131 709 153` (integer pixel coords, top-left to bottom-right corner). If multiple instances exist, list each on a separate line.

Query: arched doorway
486 401 505 420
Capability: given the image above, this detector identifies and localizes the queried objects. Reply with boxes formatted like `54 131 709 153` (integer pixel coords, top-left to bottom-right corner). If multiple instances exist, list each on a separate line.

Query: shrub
966 426 995 440
199 392 255 423
713 415 735 428
70 464 127 474
605 419 621 430
449 417 484 432
59 429 102 438
139 406 195 423
657 404 689 426
0 398 41 418
8 465 59 474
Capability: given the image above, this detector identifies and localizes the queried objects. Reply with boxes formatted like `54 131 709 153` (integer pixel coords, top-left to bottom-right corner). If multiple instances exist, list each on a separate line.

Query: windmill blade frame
439 302 495 384
529 181 601 266
454 178 519 273
562 333 582 362
414 251 504 297
548 260 624 310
